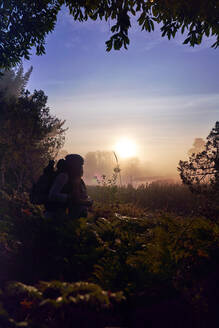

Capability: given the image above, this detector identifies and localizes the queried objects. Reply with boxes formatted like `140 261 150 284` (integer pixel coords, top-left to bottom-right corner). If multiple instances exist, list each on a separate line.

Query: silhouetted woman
48 154 92 219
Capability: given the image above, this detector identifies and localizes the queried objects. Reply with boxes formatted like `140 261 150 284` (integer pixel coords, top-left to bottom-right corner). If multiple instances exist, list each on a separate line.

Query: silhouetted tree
0 66 66 190
1 0 219 68
178 122 219 195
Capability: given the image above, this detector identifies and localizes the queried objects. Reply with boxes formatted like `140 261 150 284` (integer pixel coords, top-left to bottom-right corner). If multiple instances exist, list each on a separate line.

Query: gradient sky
23 8 219 176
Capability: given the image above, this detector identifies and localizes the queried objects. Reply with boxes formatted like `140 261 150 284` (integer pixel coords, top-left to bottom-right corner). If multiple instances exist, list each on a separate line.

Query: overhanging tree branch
0 0 219 68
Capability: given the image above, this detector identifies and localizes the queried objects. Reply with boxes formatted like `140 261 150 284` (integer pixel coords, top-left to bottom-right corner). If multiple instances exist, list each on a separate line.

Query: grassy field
88 182 211 216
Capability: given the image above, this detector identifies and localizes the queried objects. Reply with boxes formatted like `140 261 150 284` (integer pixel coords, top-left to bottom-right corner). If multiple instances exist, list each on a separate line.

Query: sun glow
114 138 137 159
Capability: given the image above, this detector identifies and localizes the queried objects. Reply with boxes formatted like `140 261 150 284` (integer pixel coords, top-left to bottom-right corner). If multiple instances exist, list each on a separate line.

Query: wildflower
115 238 121 245
20 299 33 309
114 166 121 173
21 208 31 216
107 290 112 297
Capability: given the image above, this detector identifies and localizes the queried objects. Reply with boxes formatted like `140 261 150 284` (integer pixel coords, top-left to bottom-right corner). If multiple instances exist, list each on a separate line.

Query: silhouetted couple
45 154 93 220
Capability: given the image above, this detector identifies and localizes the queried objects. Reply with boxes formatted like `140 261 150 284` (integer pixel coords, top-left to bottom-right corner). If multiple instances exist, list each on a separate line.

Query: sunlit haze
23 7 219 179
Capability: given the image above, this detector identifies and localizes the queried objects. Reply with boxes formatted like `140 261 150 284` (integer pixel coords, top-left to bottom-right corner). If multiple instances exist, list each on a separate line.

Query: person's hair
65 154 84 165
56 159 66 173
65 154 84 179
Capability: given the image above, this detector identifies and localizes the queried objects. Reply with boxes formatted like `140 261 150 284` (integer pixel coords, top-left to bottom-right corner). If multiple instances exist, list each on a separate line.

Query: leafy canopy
1 0 219 68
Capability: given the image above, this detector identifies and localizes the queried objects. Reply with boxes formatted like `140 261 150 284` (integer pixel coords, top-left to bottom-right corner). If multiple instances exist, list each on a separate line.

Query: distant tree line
83 151 152 185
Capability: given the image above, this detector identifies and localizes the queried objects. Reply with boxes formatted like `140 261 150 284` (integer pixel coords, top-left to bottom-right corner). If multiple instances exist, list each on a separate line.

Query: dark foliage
1 189 219 326
178 122 219 192
1 0 219 68
178 122 219 218
0 67 66 191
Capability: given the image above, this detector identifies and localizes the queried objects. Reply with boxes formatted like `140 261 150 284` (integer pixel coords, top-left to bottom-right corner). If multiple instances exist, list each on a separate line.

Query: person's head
65 154 84 178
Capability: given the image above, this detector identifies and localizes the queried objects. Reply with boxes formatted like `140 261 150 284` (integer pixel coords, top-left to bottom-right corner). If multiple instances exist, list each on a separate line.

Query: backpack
30 161 56 205
30 175 53 205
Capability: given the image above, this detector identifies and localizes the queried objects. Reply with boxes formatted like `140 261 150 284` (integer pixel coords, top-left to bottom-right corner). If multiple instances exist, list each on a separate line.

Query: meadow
0 183 219 328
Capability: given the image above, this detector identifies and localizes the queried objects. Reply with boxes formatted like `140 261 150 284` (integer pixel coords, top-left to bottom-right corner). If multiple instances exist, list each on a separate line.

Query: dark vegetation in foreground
0 184 219 328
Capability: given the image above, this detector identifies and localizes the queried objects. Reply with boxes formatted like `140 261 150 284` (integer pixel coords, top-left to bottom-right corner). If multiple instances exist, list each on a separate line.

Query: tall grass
88 182 203 215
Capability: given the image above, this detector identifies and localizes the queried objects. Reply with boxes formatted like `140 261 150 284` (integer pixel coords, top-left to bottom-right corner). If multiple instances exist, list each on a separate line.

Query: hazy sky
23 8 219 175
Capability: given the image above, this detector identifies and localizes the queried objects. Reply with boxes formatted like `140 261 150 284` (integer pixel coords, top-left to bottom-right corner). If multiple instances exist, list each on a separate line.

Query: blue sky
23 8 219 175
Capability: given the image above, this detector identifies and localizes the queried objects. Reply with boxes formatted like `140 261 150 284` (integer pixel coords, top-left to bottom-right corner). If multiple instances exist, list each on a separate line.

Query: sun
114 138 137 159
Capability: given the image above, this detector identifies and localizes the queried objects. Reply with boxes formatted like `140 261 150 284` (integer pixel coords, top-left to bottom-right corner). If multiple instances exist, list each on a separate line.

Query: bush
0 281 125 328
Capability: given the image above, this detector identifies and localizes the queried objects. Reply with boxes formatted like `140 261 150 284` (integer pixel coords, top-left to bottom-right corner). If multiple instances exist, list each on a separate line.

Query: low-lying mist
58 150 181 186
